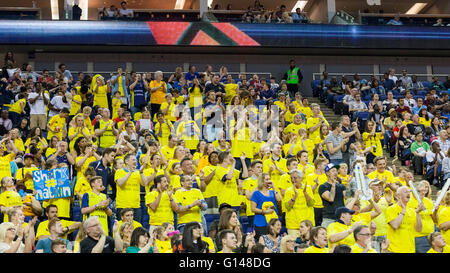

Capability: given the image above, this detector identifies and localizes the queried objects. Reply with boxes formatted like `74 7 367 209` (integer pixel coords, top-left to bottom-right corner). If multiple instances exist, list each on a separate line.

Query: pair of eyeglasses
286 240 295 243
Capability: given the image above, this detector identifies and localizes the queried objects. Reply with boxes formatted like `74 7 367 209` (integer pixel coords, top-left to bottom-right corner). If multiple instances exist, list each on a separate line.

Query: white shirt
48 95 70 118
0 242 25 253
28 92 49 115
119 8 133 17
389 75 398 83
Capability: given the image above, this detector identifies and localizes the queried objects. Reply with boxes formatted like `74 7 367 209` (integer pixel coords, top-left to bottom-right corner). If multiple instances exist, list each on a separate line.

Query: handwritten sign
33 168 72 201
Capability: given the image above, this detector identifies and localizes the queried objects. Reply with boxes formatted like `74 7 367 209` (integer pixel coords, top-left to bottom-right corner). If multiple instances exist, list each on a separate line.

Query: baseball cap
369 179 383 187
325 163 339 173
335 207 355 220
219 203 232 211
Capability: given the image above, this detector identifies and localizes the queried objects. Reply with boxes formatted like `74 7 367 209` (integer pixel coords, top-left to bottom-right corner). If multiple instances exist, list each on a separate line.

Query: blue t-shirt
185 72 199 82
250 190 278 227
35 237 70 253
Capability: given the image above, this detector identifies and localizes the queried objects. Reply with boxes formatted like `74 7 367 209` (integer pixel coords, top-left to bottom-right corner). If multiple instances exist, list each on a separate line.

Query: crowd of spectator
0 50 450 254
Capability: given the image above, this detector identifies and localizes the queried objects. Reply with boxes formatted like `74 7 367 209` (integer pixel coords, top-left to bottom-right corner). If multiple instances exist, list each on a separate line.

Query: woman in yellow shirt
112 91 122 120
149 71 167 116
362 119 385 164
160 93 177 122
25 127 48 153
68 115 92 152
176 113 200 152
69 87 82 121
93 76 109 109
304 226 329 253
418 108 431 128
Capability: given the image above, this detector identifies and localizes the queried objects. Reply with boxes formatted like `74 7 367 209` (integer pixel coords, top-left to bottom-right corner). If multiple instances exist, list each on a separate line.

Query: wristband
290 198 295 202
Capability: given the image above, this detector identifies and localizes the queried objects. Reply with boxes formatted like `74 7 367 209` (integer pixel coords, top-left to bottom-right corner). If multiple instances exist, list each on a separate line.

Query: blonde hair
280 235 296 253
0 222 15 242
418 180 432 199
257 173 270 191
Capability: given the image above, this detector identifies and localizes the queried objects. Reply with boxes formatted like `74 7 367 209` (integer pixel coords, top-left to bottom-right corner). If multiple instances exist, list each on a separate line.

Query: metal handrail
312 72 449 81
33 70 272 78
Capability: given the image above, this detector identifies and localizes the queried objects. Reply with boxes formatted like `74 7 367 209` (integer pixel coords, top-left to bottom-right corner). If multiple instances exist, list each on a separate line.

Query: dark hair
208 151 219 164
51 239 67 251
120 208 134 217
154 175 166 187
129 227 150 247
218 151 230 164
218 208 238 231
310 226 326 245
181 222 208 253
45 204 58 215
353 225 368 241
102 147 116 156
267 218 281 236
251 243 266 253
333 244 352 253
88 176 102 186
219 229 236 243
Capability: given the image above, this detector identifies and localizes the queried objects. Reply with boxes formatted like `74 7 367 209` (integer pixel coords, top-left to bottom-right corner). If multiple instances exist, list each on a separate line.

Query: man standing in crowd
283 59 303 98
319 164 347 228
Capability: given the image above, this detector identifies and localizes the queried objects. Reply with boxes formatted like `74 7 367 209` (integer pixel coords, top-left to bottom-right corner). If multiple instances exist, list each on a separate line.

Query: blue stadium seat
363 100 370 107
379 95 387 101
392 90 401 96
417 90 428 96
311 80 321 91
422 81 430 89
363 95 372 101
356 112 370 120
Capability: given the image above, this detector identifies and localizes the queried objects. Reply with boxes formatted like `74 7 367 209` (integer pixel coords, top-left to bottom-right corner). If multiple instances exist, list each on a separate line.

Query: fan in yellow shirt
262 143 287 187
350 225 381 253
47 109 70 141
145 175 179 232
327 207 361 249
284 169 315 234
215 151 247 208
69 88 82 118
306 157 328 225
367 156 395 190
386 186 425 253
306 103 329 141
427 232 450 253
0 177 22 222
176 115 200 151
438 191 450 250
15 154 39 191
154 113 173 147
304 226 329 253
174 175 206 226
92 76 109 109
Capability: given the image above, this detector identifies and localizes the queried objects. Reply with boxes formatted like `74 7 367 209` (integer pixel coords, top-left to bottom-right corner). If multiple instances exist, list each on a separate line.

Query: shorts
30 114 47 130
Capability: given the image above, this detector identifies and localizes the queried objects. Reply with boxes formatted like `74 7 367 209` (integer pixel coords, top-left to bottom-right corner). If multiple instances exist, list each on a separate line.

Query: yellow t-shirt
386 203 417 253
112 98 122 120
438 206 450 247
16 167 39 191
351 243 378 253
283 185 315 228
202 165 219 199
327 221 355 248
174 188 204 224
74 176 92 199
408 196 434 237
360 197 389 237
68 127 92 152
176 120 200 150
75 155 97 181
0 190 22 221
188 86 203 108
9 98 25 114
242 176 258 217
115 169 142 209
154 121 173 147
230 125 253 159
224 83 238 105
262 157 288 186
150 80 167 105
161 145 176 160
283 123 307 137
0 153 14 183
214 165 241 207
145 190 176 226
362 132 384 157
43 197 71 219
142 167 165 194
306 117 328 141
306 172 328 209
35 219 75 240
427 245 450 253
419 117 431 128
69 94 82 116
367 170 395 187
82 191 109 234
93 85 109 109
47 114 66 141
303 245 329 253
155 239 173 253
160 101 177 122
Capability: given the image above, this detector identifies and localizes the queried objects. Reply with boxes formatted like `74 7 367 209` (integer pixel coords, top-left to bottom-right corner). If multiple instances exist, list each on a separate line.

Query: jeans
415 236 431 253
314 208 323 227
